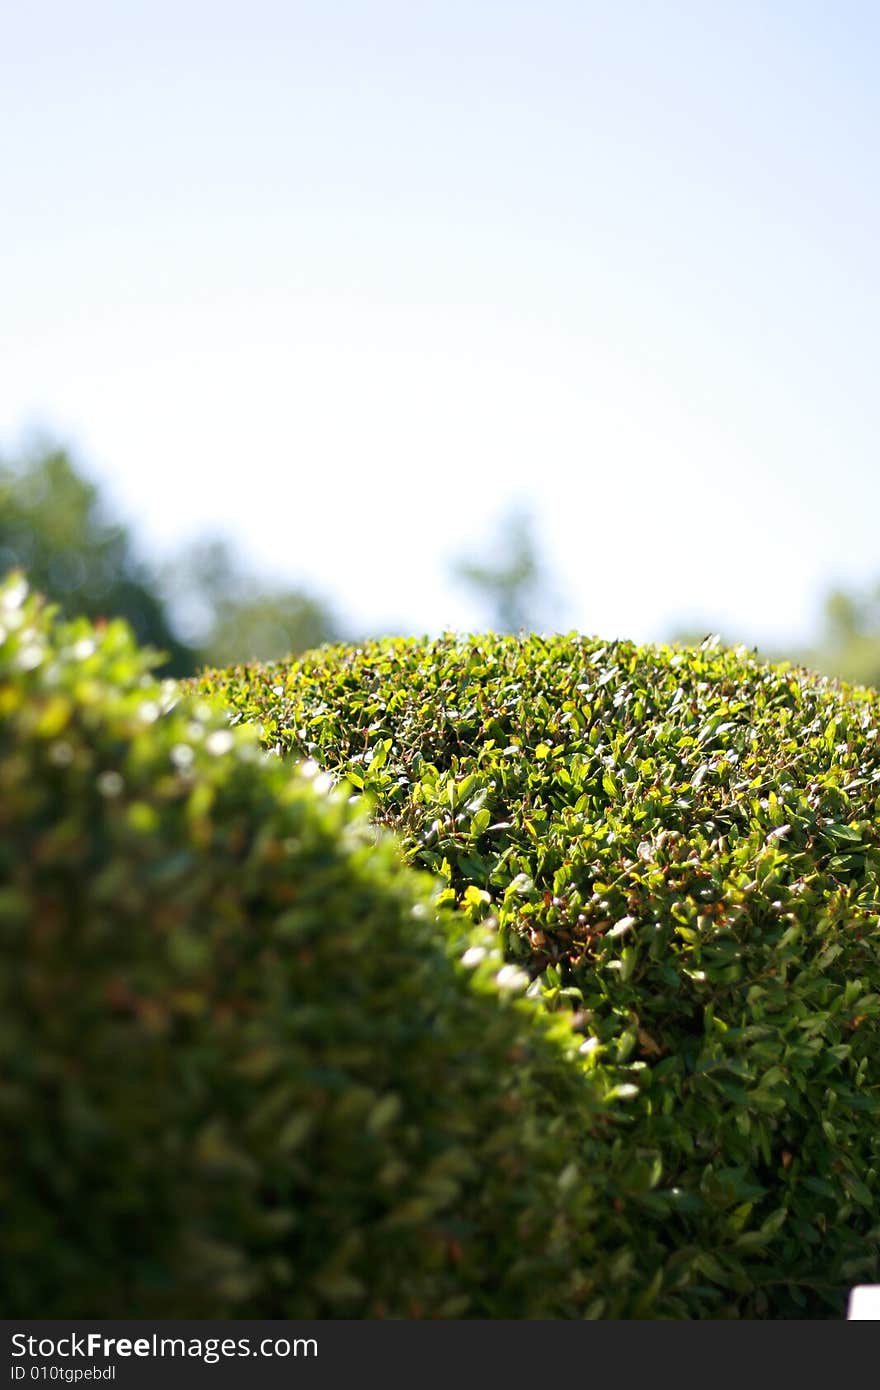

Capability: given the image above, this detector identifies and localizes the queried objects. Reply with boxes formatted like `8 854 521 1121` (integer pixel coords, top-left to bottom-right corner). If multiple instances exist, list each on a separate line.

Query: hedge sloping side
1 578 668 1319
199 632 880 1316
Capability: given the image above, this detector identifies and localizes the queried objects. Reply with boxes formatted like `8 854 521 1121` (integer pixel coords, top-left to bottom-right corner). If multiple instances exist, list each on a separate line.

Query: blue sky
2 1 878 645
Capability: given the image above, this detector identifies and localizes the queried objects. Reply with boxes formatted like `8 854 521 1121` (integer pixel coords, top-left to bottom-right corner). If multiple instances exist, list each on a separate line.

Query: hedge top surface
198 630 880 966
198 631 880 1316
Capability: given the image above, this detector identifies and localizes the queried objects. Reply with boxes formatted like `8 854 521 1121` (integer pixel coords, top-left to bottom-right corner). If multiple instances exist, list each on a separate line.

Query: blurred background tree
162 536 343 669
804 581 880 688
0 445 197 675
0 445 343 674
450 507 565 635
6 441 879 688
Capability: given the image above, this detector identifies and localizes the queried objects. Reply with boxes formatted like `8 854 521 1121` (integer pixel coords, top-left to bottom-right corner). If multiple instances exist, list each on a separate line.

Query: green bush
0 576 666 1319
199 630 880 1317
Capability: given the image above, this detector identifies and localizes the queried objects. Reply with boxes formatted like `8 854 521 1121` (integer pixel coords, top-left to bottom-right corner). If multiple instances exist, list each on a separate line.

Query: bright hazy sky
2 1 878 646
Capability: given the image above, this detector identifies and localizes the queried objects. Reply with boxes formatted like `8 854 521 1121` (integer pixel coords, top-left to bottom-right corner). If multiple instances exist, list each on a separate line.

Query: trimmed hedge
199 631 880 1317
0 577 668 1319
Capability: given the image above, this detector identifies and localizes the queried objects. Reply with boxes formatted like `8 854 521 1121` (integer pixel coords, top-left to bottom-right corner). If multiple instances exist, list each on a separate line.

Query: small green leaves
277 1111 315 1152
194 621 880 1318
461 884 492 920
366 1093 402 1133
607 915 637 939
472 807 492 836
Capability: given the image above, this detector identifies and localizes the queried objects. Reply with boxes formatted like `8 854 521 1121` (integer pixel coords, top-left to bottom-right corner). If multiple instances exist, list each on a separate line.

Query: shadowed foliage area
3 576 681 1320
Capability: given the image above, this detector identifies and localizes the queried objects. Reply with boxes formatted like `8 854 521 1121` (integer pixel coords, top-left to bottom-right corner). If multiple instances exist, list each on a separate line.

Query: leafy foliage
200 630 880 1317
1 576 668 1319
